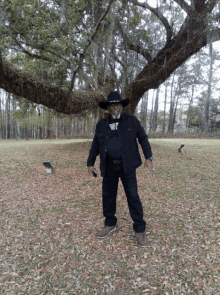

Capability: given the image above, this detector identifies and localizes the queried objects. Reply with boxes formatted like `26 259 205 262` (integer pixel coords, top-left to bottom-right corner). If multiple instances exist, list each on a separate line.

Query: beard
112 111 121 119
107 104 123 119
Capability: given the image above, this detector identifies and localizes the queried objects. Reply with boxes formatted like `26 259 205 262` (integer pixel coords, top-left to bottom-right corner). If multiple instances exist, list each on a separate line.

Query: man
87 91 154 247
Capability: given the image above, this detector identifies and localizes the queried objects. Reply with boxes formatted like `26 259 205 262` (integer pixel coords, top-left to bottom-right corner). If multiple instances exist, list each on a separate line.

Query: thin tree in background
152 88 160 132
0 89 3 138
140 92 148 131
172 67 185 133
149 90 155 135
163 81 168 133
6 93 11 139
203 42 213 133
186 85 195 130
168 73 175 133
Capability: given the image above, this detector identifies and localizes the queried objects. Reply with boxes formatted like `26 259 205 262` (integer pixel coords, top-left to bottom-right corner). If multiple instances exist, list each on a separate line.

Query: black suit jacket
87 113 152 177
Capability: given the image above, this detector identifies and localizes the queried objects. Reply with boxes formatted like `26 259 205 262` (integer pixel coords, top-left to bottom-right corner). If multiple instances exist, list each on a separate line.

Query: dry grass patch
0 139 219 294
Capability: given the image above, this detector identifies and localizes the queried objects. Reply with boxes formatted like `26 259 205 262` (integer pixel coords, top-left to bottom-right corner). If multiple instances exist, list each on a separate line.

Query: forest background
1 0 220 140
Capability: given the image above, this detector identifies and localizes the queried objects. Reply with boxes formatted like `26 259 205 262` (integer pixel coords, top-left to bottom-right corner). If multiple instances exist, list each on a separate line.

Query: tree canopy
0 0 220 115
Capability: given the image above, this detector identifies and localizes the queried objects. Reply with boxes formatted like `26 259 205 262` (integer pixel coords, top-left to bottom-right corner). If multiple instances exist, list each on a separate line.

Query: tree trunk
92 110 98 134
172 94 180 133
46 108 52 138
203 42 213 133
83 117 86 134
12 96 15 139
55 113 58 139
0 89 3 138
140 92 148 131
5 92 11 139
17 120 20 139
25 125 28 140
186 85 194 129
38 106 42 139
69 118 71 137
172 66 184 132
76 116 80 134
149 90 155 134
163 82 168 133
152 88 160 132
168 74 175 133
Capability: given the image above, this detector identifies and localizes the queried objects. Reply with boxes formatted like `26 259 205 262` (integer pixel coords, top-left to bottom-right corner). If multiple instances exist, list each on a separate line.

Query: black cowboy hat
99 91 129 110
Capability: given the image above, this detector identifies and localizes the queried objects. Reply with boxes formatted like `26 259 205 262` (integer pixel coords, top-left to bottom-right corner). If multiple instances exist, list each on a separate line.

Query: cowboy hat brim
99 99 129 110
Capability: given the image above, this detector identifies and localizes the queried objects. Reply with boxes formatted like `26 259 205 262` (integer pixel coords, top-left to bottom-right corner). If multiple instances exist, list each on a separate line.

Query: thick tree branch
116 19 152 62
173 0 196 15
0 52 107 115
190 0 206 12
129 0 173 43
206 0 219 13
112 54 126 71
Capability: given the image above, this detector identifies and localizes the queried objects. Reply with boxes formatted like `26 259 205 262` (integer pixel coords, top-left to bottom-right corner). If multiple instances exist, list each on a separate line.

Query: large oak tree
0 0 220 115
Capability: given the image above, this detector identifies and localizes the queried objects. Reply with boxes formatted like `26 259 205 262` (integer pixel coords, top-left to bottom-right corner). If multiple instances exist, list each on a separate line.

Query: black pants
102 158 146 233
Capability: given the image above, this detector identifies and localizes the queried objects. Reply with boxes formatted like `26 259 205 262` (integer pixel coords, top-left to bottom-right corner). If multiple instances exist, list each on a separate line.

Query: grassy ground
0 138 219 295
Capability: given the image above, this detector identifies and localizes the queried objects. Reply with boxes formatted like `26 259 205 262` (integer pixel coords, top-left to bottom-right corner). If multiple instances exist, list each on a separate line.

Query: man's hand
88 166 97 176
143 159 155 176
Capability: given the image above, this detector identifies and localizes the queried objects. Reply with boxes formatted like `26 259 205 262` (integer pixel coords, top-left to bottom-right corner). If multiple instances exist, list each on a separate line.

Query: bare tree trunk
55 113 58 139
25 125 28 140
172 88 180 133
172 67 184 132
58 117 60 138
3 95 6 139
203 42 213 133
46 108 52 138
172 95 179 133
17 120 20 139
12 96 17 139
163 82 168 133
145 92 148 131
70 119 72 137
178 102 183 132
73 116 76 134
149 90 155 134
38 106 42 139
76 116 79 134
140 92 148 131
0 89 3 138
6 92 11 139
92 109 98 134
69 118 71 137
168 74 175 133
83 117 86 134
152 88 160 132
62 119 65 138
186 85 194 129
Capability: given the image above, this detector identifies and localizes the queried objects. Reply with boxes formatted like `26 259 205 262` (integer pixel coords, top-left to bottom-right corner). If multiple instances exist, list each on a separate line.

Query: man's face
107 103 123 119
